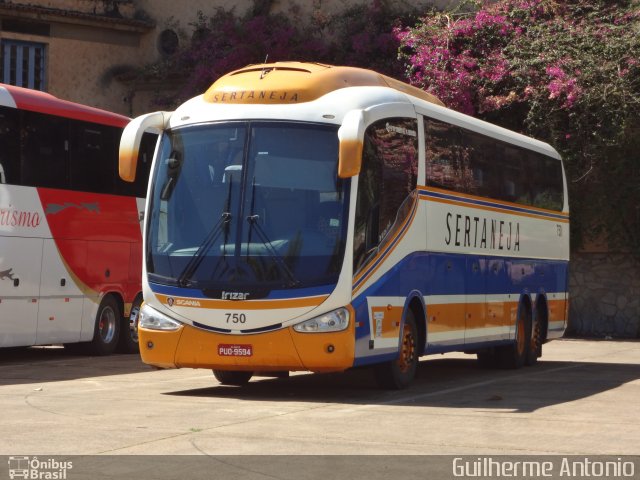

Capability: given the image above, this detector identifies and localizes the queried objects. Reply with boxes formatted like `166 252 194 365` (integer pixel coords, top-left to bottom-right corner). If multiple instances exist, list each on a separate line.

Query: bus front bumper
138 321 355 373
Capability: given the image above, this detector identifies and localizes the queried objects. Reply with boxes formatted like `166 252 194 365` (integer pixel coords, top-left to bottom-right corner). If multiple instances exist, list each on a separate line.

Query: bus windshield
146 121 350 297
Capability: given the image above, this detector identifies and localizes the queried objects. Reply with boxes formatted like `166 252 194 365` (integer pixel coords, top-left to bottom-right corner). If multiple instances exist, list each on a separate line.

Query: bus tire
117 295 142 354
213 370 253 386
525 315 541 366
496 306 530 369
373 310 418 389
88 295 121 356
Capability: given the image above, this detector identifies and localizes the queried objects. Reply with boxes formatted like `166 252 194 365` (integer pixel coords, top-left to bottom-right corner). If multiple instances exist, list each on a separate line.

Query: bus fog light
293 308 349 333
139 304 182 331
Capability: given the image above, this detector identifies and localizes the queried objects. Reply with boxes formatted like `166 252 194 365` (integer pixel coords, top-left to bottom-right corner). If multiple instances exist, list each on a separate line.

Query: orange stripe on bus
426 301 518 332
547 298 567 322
155 294 329 310
420 185 569 218
420 195 570 223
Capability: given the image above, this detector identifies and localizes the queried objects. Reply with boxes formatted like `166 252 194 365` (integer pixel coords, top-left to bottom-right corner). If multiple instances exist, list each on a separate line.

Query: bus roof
203 62 445 107
0 83 130 128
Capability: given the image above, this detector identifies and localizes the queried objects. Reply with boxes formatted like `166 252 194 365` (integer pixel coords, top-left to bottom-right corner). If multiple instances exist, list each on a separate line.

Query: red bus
0 84 155 354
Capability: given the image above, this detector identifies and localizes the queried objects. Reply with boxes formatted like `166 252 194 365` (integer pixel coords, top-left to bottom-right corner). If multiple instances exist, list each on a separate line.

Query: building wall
1 0 449 115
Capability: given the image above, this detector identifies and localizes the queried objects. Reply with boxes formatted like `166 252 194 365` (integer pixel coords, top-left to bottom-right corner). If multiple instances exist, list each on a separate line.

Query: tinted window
70 120 117 193
2 108 153 197
424 120 479 194
21 110 69 189
424 118 564 211
354 118 418 272
0 106 20 184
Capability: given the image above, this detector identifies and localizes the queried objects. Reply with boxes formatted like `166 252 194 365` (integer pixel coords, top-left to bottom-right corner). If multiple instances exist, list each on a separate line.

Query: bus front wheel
496 306 531 369
117 295 141 354
213 370 253 386
373 310 419 389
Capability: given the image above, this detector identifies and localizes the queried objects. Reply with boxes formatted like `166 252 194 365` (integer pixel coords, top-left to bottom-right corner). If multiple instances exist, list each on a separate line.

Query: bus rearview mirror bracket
119 111 172 182
338 110 365 178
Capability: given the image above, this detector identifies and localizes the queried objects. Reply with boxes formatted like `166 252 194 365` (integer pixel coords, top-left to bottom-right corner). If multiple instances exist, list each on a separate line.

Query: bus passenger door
464 257 487 345
0 237 42 347
36 239 86 344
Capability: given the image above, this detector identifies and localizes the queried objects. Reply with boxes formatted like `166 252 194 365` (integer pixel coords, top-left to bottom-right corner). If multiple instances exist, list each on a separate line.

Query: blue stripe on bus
192 321 232 333
354 252 567 299
353 199 418 292
148 282 334 300
351 251 568 361
418 189 568 221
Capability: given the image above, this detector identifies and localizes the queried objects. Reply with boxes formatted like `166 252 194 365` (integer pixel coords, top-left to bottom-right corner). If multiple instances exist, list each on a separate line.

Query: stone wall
568 253 640 338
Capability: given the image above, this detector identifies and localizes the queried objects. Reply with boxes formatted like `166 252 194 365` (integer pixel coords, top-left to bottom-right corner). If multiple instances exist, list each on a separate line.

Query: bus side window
21 110 69 189
69 120 116 194
0 106 21 185
529 153 564 211
424 119 478 194
353 118 418 272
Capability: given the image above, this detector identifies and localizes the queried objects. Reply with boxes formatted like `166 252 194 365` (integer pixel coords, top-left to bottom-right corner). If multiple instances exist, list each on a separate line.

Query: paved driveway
0 339 638 455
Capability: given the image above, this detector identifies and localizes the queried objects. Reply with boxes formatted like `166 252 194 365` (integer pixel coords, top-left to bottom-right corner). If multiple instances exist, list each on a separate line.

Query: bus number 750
225 313 247 324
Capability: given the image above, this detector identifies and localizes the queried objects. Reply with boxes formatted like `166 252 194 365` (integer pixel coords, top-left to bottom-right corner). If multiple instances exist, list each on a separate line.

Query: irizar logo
222 291 249 300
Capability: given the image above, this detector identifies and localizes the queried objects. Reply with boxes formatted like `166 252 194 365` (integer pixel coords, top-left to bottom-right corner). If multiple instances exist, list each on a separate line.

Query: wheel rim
397 325 416 373
530 317 540 353
99 306 117 344
516 314 526 356
129 306 140 343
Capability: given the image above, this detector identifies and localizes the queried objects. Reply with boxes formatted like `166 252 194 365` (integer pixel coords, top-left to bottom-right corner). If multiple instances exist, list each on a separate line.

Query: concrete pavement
0 338 638 455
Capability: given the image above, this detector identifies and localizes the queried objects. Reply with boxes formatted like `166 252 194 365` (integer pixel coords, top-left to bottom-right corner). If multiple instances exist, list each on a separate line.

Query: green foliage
396 0 640 252
151 0 412 105
146 0 640 253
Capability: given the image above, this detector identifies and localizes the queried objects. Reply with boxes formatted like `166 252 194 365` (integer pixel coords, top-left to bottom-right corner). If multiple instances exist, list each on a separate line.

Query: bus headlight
293 308 349 333
139 304 182 331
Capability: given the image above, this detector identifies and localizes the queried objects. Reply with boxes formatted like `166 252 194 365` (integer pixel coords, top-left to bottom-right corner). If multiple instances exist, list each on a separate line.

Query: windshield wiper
176 212 231 287
245 177 300 288
177 176 234 287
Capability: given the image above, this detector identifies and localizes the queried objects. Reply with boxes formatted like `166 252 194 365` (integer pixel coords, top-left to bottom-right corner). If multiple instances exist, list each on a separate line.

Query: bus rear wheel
88 295 121 356
213 370 253 386
525 315 541 366
374 311 419 389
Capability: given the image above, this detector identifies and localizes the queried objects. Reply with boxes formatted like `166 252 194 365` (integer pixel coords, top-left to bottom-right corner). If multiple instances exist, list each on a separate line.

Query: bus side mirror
119 111 172 182
337 110 365 178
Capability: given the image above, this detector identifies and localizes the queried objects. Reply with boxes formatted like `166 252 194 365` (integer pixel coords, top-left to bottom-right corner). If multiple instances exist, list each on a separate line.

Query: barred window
1 40 47 91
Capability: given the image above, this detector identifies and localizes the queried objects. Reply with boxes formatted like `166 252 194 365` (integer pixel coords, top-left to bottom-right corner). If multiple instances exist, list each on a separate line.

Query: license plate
218 344 253 357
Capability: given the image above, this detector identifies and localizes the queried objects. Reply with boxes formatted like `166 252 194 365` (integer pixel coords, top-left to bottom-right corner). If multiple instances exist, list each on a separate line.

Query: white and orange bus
119 62 569 388
0 84 155 354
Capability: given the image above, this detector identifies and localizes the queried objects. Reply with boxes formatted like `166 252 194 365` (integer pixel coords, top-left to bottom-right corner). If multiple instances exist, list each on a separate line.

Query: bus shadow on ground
0 346 149 385
163 357 640 413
